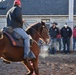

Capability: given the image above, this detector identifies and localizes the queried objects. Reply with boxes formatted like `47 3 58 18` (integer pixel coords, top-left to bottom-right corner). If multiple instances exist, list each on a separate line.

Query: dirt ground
0 53 76 75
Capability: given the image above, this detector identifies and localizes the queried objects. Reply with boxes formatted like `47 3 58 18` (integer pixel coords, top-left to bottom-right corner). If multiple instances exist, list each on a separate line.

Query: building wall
0 15 6 29
0 15 76 29
23 15 68 29
23 15 76 29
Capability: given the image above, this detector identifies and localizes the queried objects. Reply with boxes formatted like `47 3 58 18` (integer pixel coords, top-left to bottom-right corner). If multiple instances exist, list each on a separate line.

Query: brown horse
0 21 49 75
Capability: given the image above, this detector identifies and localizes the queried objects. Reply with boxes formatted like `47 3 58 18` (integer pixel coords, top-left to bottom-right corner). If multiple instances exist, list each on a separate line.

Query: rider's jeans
14 28 30 57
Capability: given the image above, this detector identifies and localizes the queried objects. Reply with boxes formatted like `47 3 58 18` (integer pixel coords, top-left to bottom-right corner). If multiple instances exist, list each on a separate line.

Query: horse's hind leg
32 58 39 75
23 60 33 75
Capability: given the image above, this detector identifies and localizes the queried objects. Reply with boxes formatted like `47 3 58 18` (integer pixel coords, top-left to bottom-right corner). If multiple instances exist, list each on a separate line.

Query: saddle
3 27 33 47
3 27 23 47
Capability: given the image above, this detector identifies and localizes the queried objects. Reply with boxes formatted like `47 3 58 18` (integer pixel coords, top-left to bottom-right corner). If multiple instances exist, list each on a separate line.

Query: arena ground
0 52 76 75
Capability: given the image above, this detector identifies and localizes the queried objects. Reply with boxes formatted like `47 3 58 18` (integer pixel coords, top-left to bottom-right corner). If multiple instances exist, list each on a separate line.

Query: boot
24 51 36 59
28 51 36 58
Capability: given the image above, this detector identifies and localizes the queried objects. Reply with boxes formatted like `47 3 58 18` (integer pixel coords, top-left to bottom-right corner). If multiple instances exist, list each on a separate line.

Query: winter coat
6 5 23 29
61 26 72 38
49 26 59 38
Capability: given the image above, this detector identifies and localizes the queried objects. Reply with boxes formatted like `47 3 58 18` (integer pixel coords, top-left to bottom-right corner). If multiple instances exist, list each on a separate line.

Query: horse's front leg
23 60 33 75
32 57 39 75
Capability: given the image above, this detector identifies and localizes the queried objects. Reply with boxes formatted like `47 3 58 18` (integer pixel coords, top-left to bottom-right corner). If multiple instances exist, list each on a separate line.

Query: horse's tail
0 30 3 39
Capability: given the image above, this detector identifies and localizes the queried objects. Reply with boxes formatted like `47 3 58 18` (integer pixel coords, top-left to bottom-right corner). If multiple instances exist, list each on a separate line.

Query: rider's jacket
6 5 23 29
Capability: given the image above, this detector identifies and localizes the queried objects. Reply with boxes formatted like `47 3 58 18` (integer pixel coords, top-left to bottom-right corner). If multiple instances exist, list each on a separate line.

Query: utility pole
69 0 74 50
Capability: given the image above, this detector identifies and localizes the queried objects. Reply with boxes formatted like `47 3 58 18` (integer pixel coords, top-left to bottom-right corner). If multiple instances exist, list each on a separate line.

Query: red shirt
73 28 76 38
57 34 61 38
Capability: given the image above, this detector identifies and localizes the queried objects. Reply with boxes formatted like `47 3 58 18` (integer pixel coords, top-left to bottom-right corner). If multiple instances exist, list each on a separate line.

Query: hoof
27 72 33 75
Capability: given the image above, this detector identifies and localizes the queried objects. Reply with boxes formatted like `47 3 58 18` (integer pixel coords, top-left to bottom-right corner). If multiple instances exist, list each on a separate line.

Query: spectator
61 23 72 54
73 26 76 50
49 22 59 54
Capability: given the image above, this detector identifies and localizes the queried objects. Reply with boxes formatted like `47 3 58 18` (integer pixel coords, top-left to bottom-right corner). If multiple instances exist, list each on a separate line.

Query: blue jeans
73 38 76 50
50 38 57 53
14 28 30 56
62 38 70 53
51 38 57 50
57 38 61 50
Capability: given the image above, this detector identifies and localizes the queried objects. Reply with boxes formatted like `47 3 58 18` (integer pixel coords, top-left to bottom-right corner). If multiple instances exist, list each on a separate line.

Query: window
41 19 50 23
41 19 50 29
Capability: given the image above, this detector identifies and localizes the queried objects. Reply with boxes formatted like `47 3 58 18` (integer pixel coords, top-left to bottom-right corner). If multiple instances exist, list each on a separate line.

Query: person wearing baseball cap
6 0 36 59
61 23 72 54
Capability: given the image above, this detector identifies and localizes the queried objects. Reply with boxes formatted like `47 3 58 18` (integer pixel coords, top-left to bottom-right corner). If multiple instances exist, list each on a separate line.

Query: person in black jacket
49 22 59 53
61 23 72 54
6 0 35 59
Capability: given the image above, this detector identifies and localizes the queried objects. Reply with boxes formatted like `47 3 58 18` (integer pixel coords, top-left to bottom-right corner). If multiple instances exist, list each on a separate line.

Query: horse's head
39 21 50 44
26 21 50 44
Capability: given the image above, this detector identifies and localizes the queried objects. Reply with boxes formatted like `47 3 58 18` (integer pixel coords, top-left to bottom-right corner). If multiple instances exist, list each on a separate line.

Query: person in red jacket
73 26 76 50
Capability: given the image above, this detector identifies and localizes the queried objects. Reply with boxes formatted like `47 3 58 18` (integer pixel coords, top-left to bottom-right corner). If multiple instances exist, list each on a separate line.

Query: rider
6 0 36 59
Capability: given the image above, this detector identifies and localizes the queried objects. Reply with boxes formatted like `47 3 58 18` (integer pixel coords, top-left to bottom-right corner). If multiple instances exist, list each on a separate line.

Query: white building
0 0 76 29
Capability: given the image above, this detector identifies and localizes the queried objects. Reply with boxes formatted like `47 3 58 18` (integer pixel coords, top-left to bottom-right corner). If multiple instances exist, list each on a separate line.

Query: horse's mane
26 22 41 35
26 22 40 31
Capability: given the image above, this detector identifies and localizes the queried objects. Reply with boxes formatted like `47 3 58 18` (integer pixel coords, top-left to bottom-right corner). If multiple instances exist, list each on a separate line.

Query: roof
74 0 76 15
0 0 75 15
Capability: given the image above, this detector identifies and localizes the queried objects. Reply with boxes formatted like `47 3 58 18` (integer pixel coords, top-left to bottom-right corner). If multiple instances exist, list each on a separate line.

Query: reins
24 22 45 40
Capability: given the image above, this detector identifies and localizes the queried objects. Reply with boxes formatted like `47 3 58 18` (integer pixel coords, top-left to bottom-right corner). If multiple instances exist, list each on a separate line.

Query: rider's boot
24 47 36 59
24 37 36 59
28 51 36 58
24 51 36 59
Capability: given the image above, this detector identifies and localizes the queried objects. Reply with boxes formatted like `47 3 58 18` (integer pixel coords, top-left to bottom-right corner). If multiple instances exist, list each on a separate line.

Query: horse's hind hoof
3 60 11 64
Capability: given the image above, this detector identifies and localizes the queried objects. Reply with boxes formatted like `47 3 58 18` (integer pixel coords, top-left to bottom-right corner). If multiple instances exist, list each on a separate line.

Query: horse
0 21 49 75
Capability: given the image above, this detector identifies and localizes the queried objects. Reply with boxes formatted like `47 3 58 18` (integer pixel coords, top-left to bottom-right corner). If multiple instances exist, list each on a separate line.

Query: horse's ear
41 21 45 25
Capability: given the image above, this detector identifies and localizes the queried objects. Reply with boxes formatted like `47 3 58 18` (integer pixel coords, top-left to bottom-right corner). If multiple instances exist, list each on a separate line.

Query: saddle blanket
4 31 24 47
